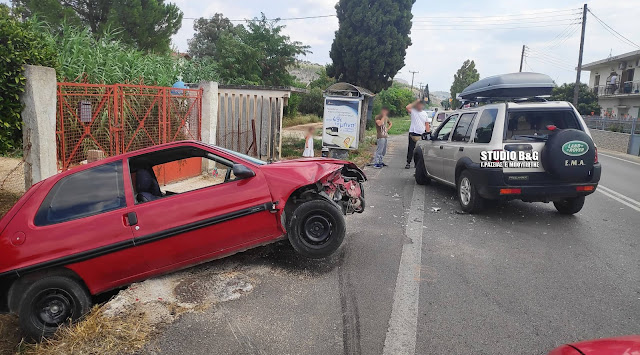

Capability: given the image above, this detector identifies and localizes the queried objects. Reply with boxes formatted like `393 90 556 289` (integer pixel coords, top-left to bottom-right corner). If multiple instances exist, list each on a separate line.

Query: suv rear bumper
467 163 601 202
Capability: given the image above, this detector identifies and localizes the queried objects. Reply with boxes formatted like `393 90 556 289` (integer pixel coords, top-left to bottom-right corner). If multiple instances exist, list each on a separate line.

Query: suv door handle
439 145 444 149
125 212 138 226
459 147 464 152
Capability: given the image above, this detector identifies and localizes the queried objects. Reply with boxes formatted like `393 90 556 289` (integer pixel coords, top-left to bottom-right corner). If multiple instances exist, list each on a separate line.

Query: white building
582 50 640 119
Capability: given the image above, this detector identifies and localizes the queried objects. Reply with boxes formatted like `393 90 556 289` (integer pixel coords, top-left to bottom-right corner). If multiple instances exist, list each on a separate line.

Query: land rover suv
413 73 601 214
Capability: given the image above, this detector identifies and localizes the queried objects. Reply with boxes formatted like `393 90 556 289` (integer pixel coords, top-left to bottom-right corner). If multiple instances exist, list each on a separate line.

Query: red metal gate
56 83 202 171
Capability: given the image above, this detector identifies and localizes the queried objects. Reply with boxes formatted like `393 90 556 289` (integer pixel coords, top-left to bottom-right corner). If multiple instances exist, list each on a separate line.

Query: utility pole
418 82 424 99
409 70 419 91
574 4 588 106
519 45 526 72
425 84 430 103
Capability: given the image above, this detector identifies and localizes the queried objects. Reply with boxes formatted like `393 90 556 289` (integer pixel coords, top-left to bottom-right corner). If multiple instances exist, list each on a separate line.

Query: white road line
383 184 425 355
597 185 640 212
599 153 640 167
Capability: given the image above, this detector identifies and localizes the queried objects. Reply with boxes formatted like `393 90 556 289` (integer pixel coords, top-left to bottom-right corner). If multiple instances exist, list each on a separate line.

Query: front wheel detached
287 200 346 259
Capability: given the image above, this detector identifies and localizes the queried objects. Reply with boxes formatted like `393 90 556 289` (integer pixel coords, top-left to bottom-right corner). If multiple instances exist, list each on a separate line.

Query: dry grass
282 114 322 128
19 306 153 355
0 191 21 218
0 315 21 355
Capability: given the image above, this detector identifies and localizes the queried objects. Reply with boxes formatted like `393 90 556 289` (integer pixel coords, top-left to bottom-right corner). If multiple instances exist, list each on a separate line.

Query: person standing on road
405 99 431 169
373 106 393 168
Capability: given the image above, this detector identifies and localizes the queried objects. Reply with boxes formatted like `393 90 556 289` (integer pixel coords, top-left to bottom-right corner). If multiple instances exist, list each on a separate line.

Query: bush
0 5 57 153
299 87 324 117
53 25 219 86
284 92 302 118
372 85 414 117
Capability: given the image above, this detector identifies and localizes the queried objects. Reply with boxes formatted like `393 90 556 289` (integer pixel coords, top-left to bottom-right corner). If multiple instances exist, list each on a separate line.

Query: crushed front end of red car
318 168 365 214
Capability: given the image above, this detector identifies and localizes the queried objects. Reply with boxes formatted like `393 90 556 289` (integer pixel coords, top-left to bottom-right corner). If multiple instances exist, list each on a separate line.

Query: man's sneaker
373 164 383 169
405 163 411 169
382 163 388 167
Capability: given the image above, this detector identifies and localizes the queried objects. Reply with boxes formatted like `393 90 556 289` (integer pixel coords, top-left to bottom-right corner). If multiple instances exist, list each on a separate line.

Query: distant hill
431 91 450 101
289 61 324 85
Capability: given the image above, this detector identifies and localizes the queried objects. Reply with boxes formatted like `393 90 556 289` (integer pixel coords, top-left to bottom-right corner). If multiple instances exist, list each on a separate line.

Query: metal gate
56 83 202 170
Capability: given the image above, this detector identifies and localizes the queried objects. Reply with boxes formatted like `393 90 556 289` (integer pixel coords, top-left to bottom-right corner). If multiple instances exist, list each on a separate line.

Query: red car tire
287 199 346 259
18 276 92 340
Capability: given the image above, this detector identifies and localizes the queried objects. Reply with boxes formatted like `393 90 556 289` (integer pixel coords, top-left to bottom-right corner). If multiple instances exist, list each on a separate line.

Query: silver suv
414 96 601 215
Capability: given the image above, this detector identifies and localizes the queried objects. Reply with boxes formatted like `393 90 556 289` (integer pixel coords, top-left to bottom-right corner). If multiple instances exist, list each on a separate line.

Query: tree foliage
449 59 480 108
327 0 414 93
299 88 324 117
13 0 182 53
0 5 57 153
550 83 600 115
309 66 335 90
372 84 415 117
188 13 236 59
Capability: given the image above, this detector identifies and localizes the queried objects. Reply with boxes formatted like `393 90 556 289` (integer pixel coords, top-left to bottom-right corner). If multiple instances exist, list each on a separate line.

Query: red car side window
34 161 127 226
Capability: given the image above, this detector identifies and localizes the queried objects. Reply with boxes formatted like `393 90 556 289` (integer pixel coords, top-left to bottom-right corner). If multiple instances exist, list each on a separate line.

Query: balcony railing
592 80 640 96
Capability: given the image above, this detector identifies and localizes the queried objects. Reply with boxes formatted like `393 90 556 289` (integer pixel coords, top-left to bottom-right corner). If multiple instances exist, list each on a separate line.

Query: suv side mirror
232 164 255 179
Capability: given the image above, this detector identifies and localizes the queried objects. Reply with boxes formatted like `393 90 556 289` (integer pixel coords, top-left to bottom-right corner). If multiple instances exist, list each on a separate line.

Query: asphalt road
148 135 640 355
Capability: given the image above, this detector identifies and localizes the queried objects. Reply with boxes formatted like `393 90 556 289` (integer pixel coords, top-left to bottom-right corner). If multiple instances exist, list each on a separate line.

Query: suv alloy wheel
457 170 484 213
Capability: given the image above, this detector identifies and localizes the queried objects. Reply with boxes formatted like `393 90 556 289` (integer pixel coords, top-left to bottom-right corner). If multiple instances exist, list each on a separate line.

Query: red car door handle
126 212 138 226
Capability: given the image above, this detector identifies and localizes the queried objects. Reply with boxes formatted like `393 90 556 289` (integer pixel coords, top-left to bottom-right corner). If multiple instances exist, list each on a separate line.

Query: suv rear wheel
553 196 585 215
457 170 484 213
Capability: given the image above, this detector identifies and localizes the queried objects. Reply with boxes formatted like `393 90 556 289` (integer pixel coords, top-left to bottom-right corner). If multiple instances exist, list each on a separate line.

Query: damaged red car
0 141 366 339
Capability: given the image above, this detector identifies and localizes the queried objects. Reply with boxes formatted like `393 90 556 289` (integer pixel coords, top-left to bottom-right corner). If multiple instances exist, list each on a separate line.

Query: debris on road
431 207 441 212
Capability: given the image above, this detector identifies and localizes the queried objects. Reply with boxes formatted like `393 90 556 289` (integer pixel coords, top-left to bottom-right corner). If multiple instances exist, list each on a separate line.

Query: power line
412 22 581 31
412 12 581 23
412 8 581 19
525 47 575 67
587 9 640 49
182 14 336 21
412 18 581 26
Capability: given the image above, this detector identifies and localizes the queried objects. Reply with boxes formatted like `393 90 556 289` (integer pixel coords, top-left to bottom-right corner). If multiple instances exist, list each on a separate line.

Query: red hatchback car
0 141 366 339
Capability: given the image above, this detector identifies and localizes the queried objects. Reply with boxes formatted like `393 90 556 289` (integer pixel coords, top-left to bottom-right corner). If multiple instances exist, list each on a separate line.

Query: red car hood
549 335 640 355
259 158 366 203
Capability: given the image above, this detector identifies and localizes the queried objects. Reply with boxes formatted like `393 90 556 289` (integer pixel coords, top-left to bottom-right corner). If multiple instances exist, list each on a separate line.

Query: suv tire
457 170 484 213
414 156 431 185
553 196 585 215
288 199 346 259
18 276 91 340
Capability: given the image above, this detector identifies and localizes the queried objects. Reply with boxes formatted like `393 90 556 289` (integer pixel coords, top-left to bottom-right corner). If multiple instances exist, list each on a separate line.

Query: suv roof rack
458 73 556 106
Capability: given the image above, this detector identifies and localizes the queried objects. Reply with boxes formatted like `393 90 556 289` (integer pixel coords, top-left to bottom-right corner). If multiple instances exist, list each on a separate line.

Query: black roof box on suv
459 72 555 101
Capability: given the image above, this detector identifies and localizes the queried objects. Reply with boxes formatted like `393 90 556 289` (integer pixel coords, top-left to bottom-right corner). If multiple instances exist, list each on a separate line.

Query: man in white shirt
405 99 432 169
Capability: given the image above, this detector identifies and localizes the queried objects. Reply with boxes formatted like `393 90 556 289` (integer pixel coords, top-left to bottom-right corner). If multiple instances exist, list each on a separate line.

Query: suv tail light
500 188 521 195
576 186 595 192
594 147 598 163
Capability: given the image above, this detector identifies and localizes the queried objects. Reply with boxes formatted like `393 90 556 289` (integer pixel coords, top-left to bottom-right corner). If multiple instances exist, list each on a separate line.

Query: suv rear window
35 161 126 226
505 109 581 141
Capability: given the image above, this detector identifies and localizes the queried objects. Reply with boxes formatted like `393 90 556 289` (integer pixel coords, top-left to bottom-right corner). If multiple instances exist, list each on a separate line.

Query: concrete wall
590 129 631 153
21 65 57 188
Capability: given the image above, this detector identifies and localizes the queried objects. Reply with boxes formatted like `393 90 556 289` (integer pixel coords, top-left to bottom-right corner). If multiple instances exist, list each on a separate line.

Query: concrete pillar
199 81 218 173
21 65 57 188
199 81 218 146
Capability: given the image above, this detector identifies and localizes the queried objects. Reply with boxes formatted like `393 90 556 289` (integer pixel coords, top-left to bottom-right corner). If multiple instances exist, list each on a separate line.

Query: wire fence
0 140 29 217
583 116 638 134
57 83 202 171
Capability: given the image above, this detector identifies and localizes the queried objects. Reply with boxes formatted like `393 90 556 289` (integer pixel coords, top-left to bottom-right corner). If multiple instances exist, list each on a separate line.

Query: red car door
127 146 280 271
9 160 149 294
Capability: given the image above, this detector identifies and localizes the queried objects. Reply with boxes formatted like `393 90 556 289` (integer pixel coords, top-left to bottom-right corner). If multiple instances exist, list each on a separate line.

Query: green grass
282 114 323 128
367 115 411 136
280 136 323 158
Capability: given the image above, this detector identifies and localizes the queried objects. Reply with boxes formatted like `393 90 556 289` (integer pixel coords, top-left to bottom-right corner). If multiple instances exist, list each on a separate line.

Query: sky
4 0 639 92
168 0 639 92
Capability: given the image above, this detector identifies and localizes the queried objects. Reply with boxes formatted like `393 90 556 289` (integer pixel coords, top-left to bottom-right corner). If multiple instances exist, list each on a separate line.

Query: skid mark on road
382 184 425 355
339 268 362 355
